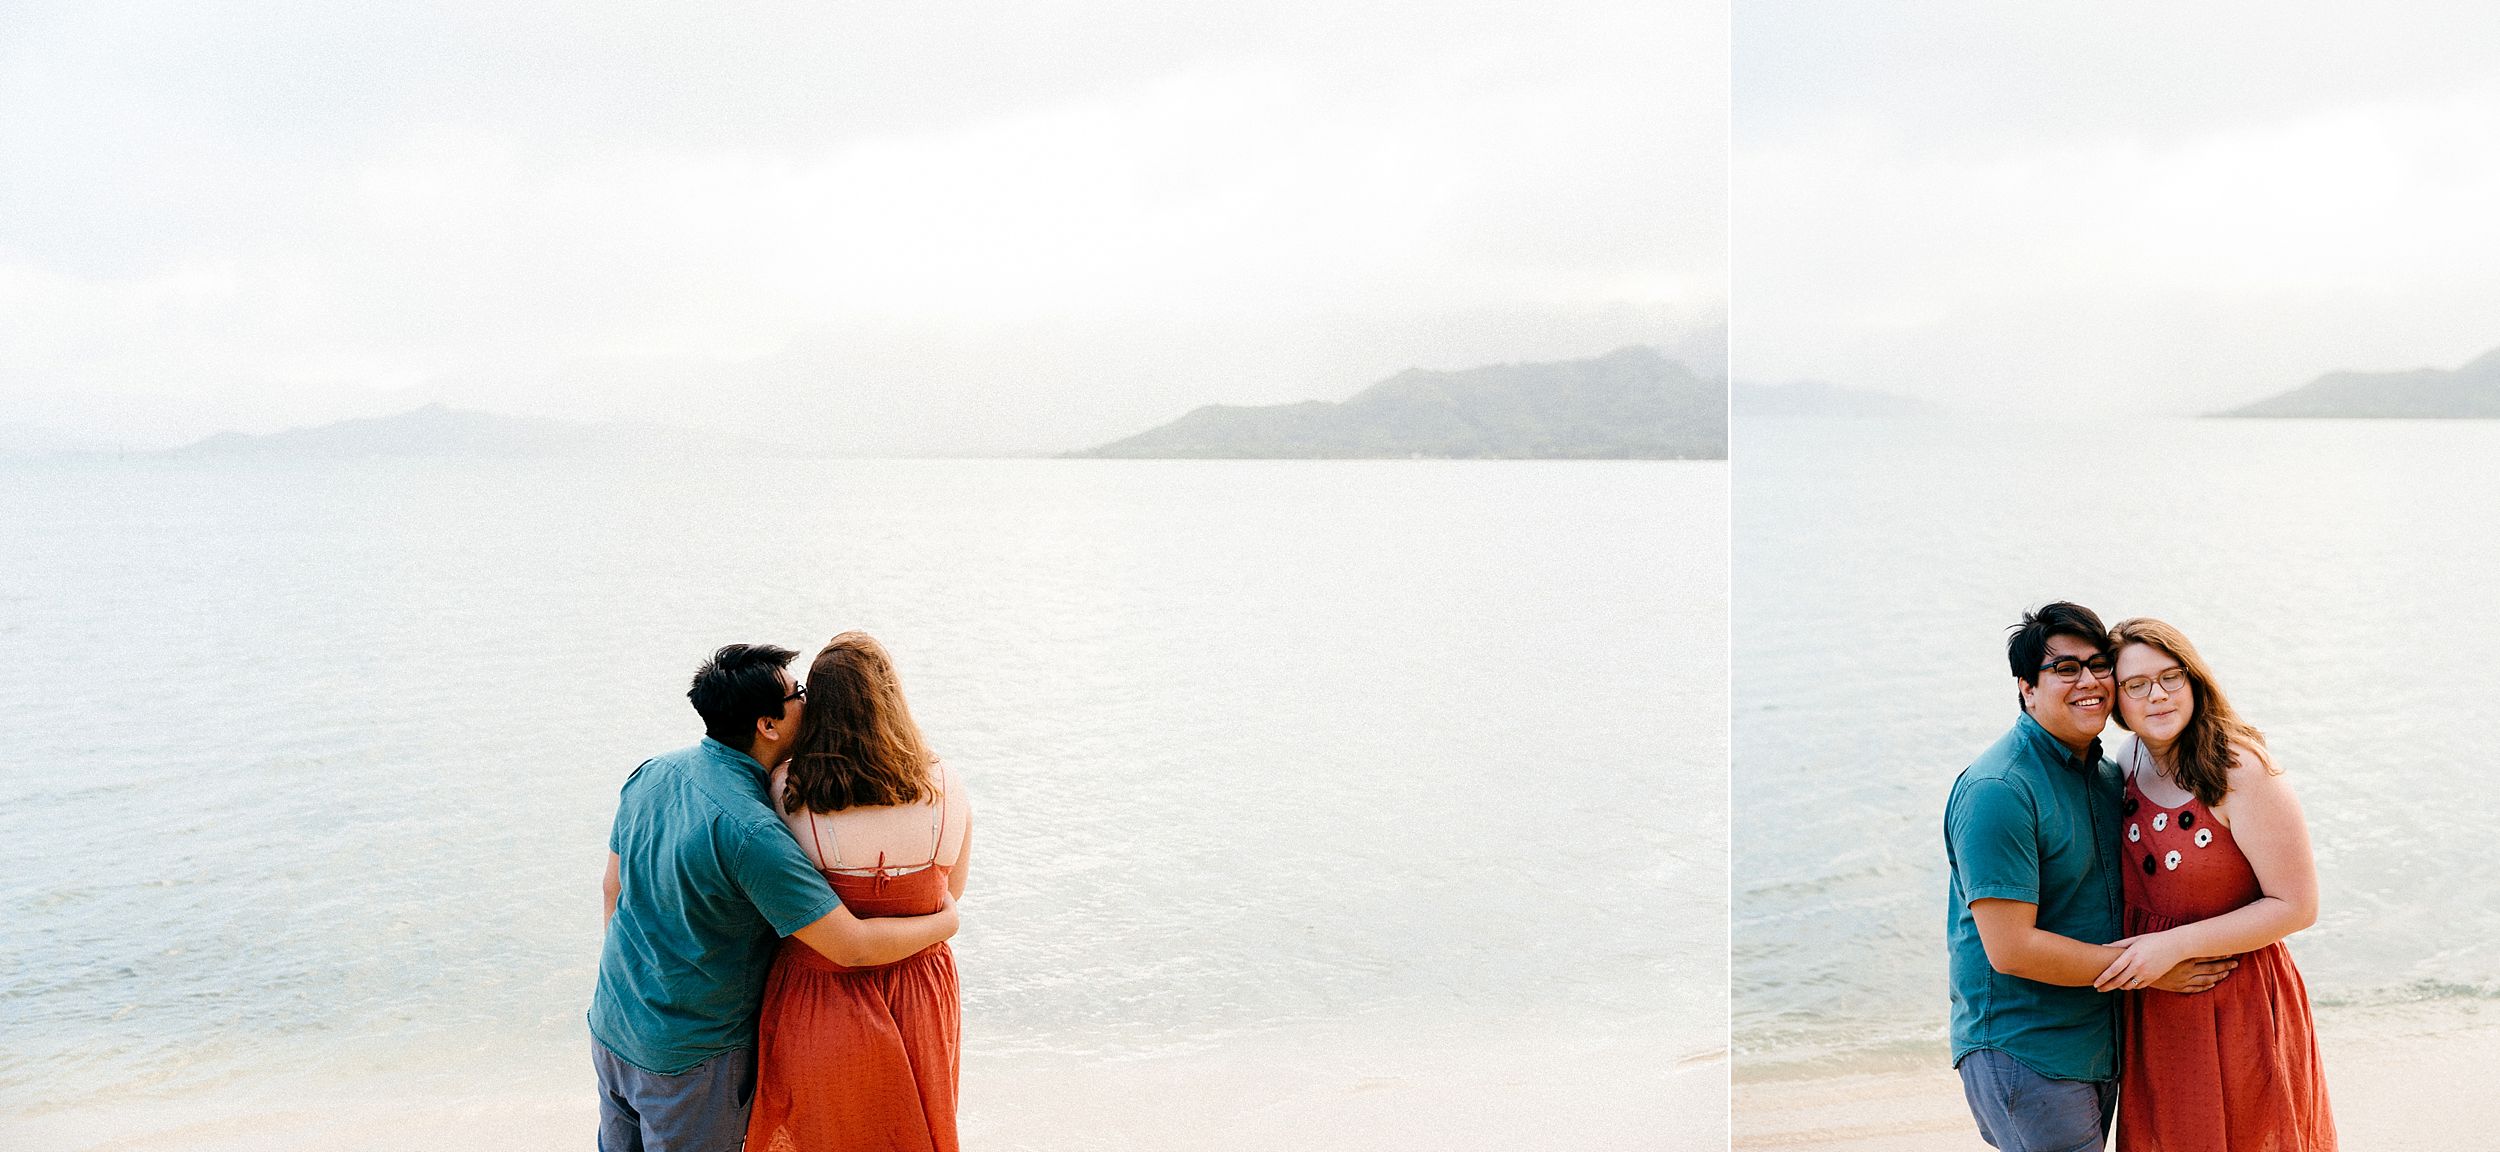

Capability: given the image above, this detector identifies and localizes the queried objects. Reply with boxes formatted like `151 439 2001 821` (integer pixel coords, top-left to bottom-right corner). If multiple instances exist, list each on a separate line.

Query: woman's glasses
2118 667 2189 699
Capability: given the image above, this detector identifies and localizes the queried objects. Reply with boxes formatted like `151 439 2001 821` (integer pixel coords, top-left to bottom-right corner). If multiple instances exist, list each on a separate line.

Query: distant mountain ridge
1074 347 1725 459
0 424 115 457
163 404 827 459
1733 379 1933 418
2220 346 2500 418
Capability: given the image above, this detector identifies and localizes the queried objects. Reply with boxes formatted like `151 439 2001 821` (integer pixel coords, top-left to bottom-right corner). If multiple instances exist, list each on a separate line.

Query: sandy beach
1735 1002 2500 1150
0 1023 1725 1152
965 1028 1726 1152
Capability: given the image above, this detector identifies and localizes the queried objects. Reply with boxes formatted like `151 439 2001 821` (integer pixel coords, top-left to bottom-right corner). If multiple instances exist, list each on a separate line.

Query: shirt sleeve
1946 776 2041 906
609 760 653 855
729 818 844 937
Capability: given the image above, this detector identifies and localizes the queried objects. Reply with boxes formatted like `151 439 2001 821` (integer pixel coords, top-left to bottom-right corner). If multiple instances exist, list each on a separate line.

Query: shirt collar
2014 710 2102 773
698 735 772 785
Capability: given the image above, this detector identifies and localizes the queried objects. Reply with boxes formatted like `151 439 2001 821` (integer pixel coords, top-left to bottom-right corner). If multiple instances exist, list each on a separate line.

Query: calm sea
0 458 1726 1115
1735 417 2500 1078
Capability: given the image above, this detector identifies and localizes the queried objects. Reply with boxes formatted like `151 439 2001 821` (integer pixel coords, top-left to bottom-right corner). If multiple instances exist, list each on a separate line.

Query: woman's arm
2094 746 2319 991
949 813 972 901
940 761 971 900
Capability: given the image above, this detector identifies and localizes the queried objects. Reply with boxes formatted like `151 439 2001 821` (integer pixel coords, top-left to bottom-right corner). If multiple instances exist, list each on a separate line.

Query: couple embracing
590 634 972 1152
1946 602 2334 1152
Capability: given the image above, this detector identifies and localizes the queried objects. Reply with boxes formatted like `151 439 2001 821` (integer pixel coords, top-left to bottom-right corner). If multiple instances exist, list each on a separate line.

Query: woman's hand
2093 932 2194 992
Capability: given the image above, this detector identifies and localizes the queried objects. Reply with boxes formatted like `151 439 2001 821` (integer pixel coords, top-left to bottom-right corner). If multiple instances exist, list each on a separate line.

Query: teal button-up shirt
589 738 843 1074
1943 711 2124 1082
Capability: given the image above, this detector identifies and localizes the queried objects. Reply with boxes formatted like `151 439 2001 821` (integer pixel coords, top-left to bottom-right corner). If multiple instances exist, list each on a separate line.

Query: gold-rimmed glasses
2119 667 2189 699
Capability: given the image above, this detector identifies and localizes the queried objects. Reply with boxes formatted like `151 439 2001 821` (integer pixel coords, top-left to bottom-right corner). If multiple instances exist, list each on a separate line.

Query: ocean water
1734 417 2500 1078
0 458 1726 1119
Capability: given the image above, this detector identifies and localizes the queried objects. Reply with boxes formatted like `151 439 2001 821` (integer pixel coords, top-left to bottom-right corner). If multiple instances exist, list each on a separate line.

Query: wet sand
1735 1002 2500 1150
966 1030 1726 1152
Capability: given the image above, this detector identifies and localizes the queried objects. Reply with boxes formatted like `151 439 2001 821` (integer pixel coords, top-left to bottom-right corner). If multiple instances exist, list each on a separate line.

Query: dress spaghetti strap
799 764 949 875
807 807 842 870
924 763 949 868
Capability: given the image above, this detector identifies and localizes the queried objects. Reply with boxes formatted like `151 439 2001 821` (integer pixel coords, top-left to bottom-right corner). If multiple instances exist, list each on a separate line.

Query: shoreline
1735 1000 2500 1149
0 1022 1726 1152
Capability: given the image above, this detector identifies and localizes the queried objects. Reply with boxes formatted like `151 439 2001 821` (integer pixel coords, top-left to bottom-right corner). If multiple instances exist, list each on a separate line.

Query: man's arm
1972 898 2234 991
603 852 621 926
732 816 961 968
1971 898 2124 985
791 894 959 968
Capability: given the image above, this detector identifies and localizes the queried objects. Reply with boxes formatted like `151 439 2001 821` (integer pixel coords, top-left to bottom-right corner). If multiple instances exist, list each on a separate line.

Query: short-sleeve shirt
1943 711 2124 1082
589 738 844 1074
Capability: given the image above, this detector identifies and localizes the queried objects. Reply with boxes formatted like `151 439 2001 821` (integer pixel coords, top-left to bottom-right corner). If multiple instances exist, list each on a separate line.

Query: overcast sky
0 1 1725 452
1737 1 2500 415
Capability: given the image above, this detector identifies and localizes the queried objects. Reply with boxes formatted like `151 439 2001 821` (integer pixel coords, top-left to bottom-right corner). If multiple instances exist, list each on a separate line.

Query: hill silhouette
2220 347 2500 418
164 405 825 459
1075 347 1724 459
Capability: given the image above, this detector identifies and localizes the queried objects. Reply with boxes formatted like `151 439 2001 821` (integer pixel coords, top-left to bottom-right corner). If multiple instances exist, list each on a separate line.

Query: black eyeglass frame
2036 654 2115 682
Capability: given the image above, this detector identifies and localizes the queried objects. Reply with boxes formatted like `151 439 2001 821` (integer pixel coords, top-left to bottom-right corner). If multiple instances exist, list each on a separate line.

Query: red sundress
745 785 958 1152
2116 771 2334 1151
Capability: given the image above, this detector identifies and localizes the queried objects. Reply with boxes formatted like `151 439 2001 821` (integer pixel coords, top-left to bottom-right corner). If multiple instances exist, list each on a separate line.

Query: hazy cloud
2 1 1725 451
1736 1 2500 414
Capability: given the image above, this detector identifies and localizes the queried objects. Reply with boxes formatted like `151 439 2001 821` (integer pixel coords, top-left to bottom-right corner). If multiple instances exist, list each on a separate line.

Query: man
1944 603 2235 1152
590 643 960 1152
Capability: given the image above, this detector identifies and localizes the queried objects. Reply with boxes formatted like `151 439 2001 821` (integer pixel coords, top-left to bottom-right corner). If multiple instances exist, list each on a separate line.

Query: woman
2092 618 2333 1150
747 632 973 1152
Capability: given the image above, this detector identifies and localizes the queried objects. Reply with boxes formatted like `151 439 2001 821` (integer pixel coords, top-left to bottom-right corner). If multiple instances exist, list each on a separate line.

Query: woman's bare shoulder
2226 740 2282 778
2217 741 2301 822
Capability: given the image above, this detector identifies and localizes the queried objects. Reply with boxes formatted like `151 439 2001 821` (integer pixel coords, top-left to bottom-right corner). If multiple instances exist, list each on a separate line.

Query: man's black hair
2006 601 2111 705
689 643 800 752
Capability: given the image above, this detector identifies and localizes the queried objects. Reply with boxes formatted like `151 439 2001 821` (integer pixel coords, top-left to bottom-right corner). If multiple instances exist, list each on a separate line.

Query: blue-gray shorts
592 1038 755 1152
1956 1048 2116 1152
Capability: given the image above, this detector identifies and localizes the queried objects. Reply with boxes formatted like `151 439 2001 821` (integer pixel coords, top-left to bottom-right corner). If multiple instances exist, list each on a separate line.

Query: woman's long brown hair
2107 617 2274 808
781 632 937 814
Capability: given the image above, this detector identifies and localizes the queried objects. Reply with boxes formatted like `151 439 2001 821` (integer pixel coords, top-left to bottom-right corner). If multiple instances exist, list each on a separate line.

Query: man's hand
2147 955 2237 994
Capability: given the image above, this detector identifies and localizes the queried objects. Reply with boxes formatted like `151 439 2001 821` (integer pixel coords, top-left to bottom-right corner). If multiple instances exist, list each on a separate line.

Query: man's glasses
2119 668 2189 699
783 683 807 704
2038 654 2114 682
